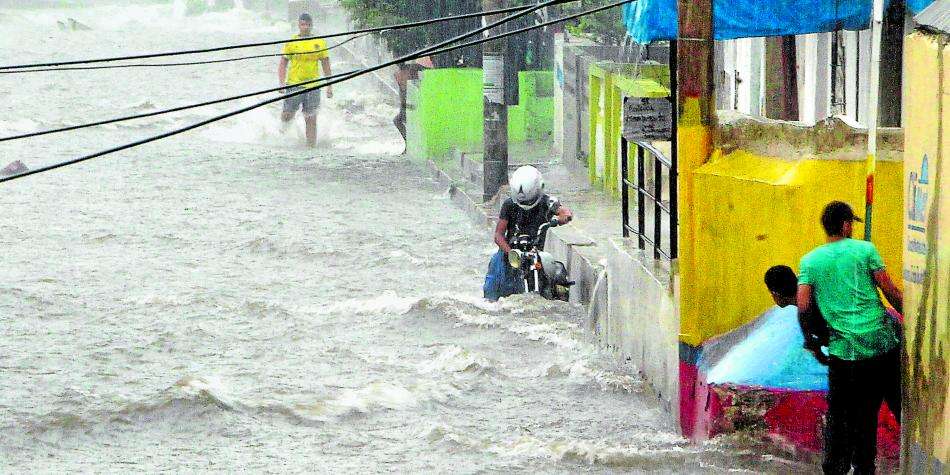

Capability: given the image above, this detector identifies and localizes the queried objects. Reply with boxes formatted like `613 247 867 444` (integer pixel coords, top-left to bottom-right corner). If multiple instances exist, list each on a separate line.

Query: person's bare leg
281 111 294 133
305 114 317 148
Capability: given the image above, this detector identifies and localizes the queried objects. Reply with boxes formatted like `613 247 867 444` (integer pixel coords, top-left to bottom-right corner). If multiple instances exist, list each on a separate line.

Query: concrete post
765 36 799 121
482 0 509 202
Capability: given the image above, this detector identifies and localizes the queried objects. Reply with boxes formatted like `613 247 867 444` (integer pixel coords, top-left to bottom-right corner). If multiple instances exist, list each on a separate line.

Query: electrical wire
0 33 373 74
0 0 632 185
0 1 559 143
0 0 622 144
0 4 534 71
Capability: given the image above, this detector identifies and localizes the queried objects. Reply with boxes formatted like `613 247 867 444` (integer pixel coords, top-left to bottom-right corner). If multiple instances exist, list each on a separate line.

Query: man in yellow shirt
278 13 332 148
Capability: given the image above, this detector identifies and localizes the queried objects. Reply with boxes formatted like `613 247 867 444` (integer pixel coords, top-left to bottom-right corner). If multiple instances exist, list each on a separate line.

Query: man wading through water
278 12 332 148
797 201 903 475
483 166 573 301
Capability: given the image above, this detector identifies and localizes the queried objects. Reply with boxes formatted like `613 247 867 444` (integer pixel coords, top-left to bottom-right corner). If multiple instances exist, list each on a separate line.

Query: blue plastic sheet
700 305 829 391
483 250 525 301
623 0 936 44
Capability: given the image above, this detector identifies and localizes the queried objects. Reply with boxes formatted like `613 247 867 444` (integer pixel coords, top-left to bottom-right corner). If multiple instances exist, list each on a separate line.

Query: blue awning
623 0 937 44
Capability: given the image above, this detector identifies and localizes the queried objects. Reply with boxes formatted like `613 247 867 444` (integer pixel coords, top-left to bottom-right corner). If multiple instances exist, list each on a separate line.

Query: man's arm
797 283 814 325
321 57 333 98
797 283 829 364
494 218 511 253
278 57 288 87
873 269 903 314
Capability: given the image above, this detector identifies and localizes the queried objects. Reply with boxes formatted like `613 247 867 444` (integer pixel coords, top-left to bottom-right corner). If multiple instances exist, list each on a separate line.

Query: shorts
282 86 321 117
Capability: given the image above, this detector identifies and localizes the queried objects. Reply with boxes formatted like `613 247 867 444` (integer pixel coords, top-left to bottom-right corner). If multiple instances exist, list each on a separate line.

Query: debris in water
57 18 92 31
1 160 28 176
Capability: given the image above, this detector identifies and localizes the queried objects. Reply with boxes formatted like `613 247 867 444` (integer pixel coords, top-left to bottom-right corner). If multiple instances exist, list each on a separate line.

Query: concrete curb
426 160 496 229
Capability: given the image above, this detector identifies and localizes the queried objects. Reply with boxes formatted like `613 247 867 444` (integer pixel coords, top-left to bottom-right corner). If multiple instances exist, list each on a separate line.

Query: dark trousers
823 348 901 475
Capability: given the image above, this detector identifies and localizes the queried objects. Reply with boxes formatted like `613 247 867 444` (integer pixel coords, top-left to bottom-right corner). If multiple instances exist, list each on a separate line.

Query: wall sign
622 96 673 142
483 54 505 104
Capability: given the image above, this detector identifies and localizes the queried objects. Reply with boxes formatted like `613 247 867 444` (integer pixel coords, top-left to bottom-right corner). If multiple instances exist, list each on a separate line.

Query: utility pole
482 0 508 202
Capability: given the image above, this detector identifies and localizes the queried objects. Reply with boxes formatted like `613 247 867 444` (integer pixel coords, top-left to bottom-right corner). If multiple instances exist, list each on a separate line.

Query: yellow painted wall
901 31 949 468
677 98 714 346
678 150 905 346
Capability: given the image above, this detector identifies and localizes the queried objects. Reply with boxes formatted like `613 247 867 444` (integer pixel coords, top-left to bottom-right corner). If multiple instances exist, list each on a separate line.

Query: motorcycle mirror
507 249 523 269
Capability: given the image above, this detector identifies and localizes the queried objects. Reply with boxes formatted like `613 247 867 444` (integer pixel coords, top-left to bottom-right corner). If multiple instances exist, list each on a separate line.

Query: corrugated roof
916 0 950 35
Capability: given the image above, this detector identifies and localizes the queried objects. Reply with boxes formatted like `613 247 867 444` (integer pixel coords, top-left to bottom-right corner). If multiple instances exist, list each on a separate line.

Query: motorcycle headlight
507 249 523 269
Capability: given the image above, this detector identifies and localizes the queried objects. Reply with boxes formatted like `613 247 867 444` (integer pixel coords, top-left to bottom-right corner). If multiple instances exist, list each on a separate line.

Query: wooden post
764 36 799 121
676 0 715 434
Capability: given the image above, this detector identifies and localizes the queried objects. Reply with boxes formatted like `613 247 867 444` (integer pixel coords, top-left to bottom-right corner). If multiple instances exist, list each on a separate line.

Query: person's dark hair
299 13 313 24
820 200 861 236
764 265 798 298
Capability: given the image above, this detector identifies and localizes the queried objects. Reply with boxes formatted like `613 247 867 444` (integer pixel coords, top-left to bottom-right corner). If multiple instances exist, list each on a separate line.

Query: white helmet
509 165 544 210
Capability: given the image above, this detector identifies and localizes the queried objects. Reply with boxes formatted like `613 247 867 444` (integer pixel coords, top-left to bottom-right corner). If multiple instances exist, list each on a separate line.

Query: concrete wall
604 238 680 418
540 214 680 421
561 45 622 164
587 64 670 196
406 69 555 163
554 34 566 161
901 31 949 473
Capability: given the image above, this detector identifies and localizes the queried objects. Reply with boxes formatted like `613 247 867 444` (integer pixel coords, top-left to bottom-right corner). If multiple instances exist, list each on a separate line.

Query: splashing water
0 2 812 473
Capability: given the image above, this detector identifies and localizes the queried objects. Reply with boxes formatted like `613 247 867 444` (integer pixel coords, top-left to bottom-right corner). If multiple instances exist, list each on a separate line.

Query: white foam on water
0 118 40 135
172 375 239 410
318 292 420 316
417 345 494 374
407 294 645 393
198 95 401 155
199 102 292 146
423 425 701 469
296 380 463 420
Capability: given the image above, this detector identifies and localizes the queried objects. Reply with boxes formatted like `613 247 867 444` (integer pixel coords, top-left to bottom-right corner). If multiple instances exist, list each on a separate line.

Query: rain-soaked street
0 2 813 472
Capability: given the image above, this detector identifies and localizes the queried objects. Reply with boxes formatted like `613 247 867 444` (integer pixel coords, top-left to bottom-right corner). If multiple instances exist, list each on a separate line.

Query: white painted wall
715 28 880 127
715 38 764 116
553 33 565 159
797 34 819 124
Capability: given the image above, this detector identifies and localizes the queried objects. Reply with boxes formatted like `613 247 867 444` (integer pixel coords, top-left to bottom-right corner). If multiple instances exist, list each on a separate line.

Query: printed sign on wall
483 54 505 104
622 96 673 142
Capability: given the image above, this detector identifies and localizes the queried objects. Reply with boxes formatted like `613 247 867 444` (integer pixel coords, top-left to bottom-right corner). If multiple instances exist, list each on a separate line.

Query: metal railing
620 138 678 260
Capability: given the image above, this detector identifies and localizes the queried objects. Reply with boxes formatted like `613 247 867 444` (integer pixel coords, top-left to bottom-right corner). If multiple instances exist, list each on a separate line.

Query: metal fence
620 139 678 260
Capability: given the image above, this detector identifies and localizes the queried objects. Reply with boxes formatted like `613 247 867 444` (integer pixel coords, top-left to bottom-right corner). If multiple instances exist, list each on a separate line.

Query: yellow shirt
282 35 329 88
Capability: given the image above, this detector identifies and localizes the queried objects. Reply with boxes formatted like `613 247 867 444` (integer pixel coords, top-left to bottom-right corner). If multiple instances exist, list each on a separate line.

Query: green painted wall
406 68 555 163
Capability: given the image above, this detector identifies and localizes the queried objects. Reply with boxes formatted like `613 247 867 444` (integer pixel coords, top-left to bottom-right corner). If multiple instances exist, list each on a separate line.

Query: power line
0 0 620 145
0 33 373 74
0 4 534 71
0 0 632 185
0 3 546 143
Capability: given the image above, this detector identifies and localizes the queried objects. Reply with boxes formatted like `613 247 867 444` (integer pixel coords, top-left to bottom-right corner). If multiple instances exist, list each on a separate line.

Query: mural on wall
904 147 949 464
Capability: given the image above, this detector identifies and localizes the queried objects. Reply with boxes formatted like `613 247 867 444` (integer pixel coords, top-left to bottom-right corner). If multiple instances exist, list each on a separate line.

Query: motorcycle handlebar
538 218 559 235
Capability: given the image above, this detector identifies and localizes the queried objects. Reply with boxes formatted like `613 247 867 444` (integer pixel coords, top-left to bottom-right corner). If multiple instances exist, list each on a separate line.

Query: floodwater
1 2 812 472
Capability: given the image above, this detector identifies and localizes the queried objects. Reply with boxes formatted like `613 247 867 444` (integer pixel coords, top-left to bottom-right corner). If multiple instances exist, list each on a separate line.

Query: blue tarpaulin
623 0 936 43
700 306 829 391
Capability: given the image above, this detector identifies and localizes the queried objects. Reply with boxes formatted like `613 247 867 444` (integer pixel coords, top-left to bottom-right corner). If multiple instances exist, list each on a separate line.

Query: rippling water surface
0 2 813 473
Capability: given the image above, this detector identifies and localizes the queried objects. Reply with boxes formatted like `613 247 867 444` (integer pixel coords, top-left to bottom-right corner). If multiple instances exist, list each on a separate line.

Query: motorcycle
506 219 575 301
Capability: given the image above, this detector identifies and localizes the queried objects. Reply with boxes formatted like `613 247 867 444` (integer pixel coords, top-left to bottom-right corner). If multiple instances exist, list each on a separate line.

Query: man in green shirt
797 201 903 475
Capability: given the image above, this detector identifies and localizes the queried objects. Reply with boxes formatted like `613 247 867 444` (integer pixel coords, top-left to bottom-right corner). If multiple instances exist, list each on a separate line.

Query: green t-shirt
798 238 898 360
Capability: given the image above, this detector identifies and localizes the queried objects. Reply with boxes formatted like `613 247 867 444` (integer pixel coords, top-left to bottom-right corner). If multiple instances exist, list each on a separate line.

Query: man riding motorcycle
483 165 573 301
